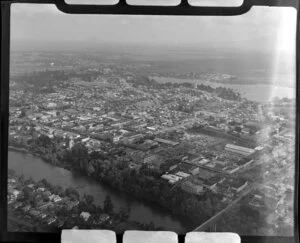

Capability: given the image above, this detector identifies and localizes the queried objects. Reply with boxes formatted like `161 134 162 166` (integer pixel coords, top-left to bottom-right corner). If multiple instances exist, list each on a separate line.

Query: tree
103 195 114 215
53 185 64 196
234 126 242 133
118 206 128 221
83 194 94 205
36 180 46 188
24 177 34 186
22 187 33 201
67 143 89 169
126 202 131 216
58 207 69 218
65 187 80 200
96 205 103 214
41 178 51 188
36 134 52 147
19 174 25 184
8 169 16 177
118 203 131 221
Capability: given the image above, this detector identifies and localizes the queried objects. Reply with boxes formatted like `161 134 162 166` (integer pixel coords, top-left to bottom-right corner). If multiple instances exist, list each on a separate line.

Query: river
8 151 194 233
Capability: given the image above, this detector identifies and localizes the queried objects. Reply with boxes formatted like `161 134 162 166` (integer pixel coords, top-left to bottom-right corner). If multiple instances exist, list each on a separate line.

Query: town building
181 181 204 195
80 212 91 222
175 171 191 178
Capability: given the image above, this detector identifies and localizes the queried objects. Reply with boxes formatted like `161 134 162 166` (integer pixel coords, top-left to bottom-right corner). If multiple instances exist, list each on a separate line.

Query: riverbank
9 146 29 153
8 171 160 233
8 149 193 233
8 133 222 230
9 146 198 224
8 146 73 171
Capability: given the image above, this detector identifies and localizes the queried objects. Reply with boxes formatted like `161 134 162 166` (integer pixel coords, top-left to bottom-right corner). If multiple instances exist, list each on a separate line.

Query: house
189 166 200 175
175 171 190 178
146 126 156 131
161 174 182 183
198 158 210 165
49 194 62 203
37 187 46 192
111 120 131 128
80 212 91 222
53 195 62 203
13 202 23 209
9 189 20 199
7 198 14 205
47 216 57 225
8 178 16 184
27 184 35 189
38 202 52 210
46 102 57 109
39 213 47 219
169 164 178 171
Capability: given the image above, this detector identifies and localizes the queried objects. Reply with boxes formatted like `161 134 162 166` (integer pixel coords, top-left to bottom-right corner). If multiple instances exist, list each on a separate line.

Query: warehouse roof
225 144 255 154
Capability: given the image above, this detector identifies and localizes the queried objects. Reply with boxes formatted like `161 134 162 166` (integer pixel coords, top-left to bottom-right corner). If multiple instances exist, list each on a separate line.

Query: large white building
225 144 255 156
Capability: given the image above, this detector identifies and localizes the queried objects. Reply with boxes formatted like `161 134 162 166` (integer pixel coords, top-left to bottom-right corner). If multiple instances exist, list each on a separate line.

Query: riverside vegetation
9 133 263 234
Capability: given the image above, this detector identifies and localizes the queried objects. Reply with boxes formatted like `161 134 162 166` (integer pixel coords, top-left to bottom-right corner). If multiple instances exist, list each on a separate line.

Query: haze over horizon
11 3 296 55
10 3 296 89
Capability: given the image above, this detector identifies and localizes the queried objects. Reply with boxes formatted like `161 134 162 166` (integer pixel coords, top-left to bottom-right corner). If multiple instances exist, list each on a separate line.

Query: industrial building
225 144 255 156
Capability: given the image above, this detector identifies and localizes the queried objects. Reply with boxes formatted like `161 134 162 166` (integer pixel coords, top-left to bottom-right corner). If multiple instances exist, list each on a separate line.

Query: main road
193 165 290 231
192 185 253 231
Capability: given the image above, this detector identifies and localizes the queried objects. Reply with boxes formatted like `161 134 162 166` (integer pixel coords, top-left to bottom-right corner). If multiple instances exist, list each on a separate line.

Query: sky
10 2 297 55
